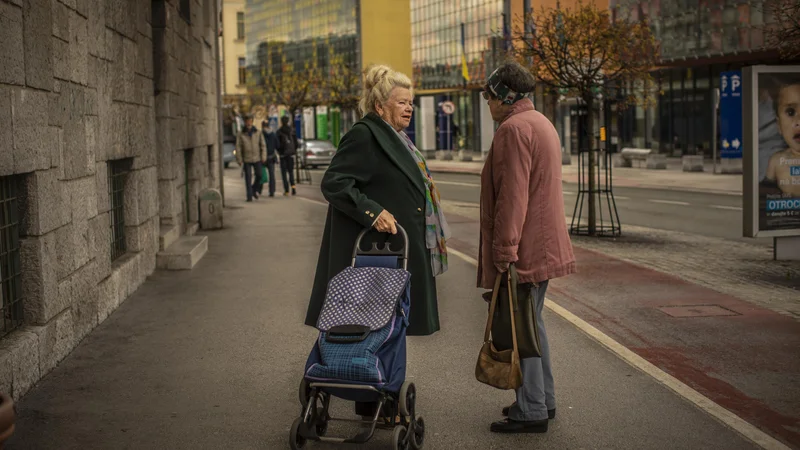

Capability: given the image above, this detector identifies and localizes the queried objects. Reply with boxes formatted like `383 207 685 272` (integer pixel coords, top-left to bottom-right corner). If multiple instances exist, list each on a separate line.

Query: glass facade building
245 0 359 97
411 0 507 154
609 0 787 156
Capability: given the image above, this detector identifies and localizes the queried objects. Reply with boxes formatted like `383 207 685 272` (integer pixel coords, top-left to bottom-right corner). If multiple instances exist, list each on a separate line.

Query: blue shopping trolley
289 224 425 449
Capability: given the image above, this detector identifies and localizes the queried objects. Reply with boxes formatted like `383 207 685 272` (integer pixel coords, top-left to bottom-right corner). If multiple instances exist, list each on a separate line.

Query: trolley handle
351 222 409 270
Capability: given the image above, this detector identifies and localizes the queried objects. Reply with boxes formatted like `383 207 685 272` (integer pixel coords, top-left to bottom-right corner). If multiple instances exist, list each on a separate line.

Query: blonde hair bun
358 64 413 117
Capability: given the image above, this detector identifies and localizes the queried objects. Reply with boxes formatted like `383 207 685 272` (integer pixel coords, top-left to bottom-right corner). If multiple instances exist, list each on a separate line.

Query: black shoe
246 198 252 202
269 193 275 198
253 192 259 199
490 418 548 434
502 406 556 420
291 186 296 195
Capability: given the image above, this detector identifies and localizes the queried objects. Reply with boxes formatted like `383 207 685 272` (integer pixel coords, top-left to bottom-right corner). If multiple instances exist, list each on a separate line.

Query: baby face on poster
765 83 800 196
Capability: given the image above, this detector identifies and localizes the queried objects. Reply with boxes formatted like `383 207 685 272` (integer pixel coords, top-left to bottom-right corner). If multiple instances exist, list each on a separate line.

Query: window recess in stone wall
0 176 24 339
109 159 132 262
180 0 191 23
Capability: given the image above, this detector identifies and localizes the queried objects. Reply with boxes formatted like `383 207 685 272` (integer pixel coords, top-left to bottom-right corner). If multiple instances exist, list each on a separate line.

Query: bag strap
507 267 519 356
482 268 520 359
483 273 503 343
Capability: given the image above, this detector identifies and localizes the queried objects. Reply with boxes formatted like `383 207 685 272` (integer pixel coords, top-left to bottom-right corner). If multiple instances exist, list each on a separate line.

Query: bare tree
765 0 800 60
513 0 659 235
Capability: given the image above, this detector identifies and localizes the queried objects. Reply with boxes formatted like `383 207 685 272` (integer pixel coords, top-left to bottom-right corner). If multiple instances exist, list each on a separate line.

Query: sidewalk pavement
6 172 761 450
427 157 743 196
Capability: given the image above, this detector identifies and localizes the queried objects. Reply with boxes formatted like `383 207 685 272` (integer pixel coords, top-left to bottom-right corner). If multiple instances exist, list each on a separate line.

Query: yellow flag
461 53 470 82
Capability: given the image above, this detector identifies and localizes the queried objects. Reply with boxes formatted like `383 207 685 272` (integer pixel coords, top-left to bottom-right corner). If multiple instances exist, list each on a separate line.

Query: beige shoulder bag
475 272 523 390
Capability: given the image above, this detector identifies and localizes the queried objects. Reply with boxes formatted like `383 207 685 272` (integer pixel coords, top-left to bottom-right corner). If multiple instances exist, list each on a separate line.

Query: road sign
720 70 743 159
441 101 455 115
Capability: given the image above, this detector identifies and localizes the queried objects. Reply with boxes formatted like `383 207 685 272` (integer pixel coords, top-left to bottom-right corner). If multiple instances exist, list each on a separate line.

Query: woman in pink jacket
479 61 576 434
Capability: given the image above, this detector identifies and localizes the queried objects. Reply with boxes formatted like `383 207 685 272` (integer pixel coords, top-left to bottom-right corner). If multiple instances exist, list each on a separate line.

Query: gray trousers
508 280 554 421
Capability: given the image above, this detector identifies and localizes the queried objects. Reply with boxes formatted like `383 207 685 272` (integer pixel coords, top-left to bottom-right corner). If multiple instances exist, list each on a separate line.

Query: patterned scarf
391 127 451 276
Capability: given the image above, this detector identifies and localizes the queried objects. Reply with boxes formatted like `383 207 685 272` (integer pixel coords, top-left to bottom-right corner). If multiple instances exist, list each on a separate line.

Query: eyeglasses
481 90 493 100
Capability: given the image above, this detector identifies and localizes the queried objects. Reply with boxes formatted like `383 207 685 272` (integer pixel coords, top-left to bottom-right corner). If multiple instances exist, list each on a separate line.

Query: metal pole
214 0 225 206
712 88 719 175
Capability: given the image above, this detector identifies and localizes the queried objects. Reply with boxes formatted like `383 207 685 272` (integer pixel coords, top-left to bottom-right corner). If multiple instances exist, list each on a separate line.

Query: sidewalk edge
447 247 791 450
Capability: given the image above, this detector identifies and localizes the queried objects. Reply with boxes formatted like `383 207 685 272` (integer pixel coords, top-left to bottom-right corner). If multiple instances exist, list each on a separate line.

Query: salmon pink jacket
478 99 576 289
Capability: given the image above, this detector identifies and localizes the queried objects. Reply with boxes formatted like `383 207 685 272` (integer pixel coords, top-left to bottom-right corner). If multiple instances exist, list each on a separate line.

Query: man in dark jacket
261 120 280 197
277 115 298 196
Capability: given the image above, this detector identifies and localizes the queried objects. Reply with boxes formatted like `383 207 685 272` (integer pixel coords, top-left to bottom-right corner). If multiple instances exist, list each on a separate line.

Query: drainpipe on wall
214 0 225 207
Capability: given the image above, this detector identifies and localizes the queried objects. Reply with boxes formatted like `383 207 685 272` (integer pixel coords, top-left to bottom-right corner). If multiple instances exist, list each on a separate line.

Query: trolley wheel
399 381 416 417
289 417 307 450
299 378 311 408
392 425 409 450
315 406 329 437
410 416 425 449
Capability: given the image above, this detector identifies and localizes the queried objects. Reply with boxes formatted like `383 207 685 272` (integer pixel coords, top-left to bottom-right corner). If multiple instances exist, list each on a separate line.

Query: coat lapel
361 114 426 196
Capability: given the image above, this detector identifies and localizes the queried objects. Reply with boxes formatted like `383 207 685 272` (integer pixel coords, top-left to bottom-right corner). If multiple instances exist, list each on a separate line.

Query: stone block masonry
0 0 221 401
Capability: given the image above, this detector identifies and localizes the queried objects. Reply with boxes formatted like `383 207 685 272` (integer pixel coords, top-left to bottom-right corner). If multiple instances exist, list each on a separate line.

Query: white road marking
649 199 691 206
448 250 789 450
711 205 743 211
435 180 481 187
614 196 630 200
562 191 575 195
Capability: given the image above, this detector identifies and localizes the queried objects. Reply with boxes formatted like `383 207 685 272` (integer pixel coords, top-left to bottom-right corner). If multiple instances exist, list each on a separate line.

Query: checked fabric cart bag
304 264 411 391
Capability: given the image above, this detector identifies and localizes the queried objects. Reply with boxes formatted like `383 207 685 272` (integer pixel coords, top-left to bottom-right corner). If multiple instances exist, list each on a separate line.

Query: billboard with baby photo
743 65 800 238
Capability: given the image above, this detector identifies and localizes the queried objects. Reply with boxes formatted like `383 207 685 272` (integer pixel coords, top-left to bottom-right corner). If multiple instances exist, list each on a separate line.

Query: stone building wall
0 0 220 400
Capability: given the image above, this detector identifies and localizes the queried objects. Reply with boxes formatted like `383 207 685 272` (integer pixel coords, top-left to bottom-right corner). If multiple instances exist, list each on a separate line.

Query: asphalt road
305 170 767 245
425 172 771 246
6 173 759 450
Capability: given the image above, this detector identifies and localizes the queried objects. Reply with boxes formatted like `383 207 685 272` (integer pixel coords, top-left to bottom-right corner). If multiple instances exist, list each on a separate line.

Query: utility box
199 188 223 230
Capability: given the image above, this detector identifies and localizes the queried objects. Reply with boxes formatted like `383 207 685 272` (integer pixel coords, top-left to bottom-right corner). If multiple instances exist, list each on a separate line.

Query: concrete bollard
199 188 223 230
645 154 667 170
682 155 704 172
720 158 743 174
435 150 453 161
457 150 474 162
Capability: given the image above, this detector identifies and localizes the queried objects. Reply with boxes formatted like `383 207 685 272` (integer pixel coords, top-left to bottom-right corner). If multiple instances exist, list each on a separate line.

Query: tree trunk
585 95 596 236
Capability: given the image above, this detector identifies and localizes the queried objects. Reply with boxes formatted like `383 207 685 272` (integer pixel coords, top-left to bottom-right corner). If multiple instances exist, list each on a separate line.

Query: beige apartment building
221 0 247 108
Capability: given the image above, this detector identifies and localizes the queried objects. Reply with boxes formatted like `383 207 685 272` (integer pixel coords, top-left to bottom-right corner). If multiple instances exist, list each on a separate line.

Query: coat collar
500 98 535 125
360 113 426 196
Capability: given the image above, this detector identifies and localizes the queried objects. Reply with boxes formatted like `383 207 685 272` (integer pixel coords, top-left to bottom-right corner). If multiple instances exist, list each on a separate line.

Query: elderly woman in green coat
305 64 450 338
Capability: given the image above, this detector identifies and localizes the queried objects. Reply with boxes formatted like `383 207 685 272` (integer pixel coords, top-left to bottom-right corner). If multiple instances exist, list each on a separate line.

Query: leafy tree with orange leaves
263 55 320 116
327 53 361 111
513 0 658 235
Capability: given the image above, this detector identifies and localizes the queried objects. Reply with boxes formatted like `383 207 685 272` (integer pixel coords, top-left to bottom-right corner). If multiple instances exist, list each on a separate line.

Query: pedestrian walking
235 114 267 202
305 64 450 420
478 61 576 434
261 120 280 197
277 115 298 196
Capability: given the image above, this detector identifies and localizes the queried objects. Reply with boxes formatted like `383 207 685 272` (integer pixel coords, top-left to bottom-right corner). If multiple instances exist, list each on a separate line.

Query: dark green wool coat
305 113 440 336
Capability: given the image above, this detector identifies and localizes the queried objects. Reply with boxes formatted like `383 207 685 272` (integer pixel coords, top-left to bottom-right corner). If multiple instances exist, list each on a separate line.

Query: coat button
366 210 370 215
417 207 422 212
370 213 375 218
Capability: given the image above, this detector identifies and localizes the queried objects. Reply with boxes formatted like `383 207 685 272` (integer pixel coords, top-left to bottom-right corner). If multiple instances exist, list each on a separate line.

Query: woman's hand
374 210 398 234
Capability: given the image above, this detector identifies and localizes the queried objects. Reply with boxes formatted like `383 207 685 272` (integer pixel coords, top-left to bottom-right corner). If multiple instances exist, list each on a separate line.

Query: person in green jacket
305 64 451 416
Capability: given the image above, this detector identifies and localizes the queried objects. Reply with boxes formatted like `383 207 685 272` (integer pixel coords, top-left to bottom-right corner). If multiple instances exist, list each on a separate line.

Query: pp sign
720 71 743 159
